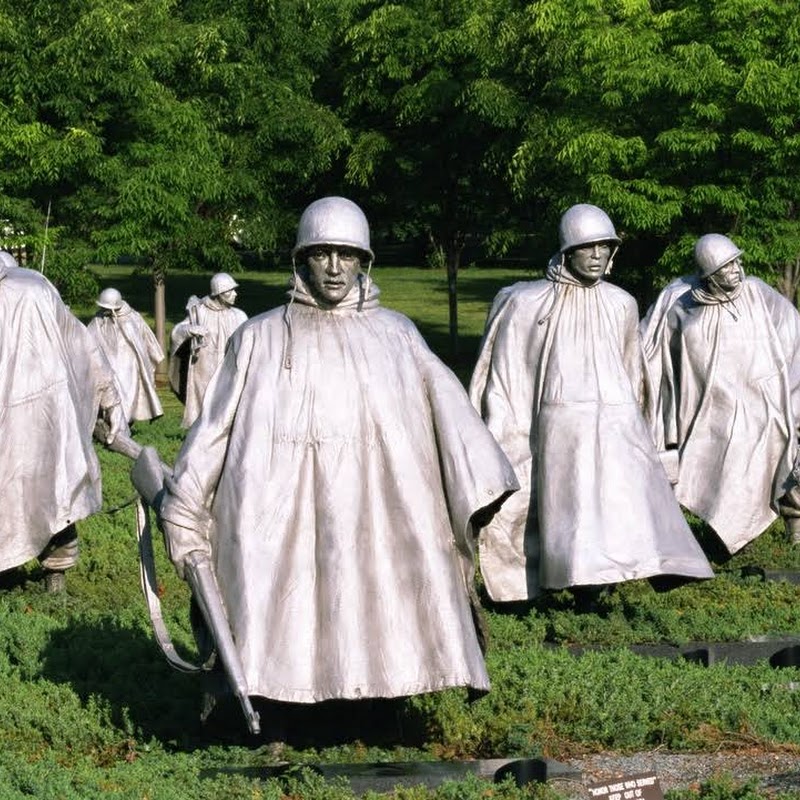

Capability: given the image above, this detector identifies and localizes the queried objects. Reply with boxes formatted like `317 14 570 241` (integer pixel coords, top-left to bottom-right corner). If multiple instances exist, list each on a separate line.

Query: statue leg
779 485 800 545
39 524 79 592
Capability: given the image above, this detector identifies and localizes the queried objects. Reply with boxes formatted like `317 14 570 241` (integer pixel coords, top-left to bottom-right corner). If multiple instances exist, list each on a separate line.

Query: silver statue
0 261 125 591
169 273 247 428
469 204 713 601
639 274 700 455
652 233 800 551
87 288 164 423
159 197 518 707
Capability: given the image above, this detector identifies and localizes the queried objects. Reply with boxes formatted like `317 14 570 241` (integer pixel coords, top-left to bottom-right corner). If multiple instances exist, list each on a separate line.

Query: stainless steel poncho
169 296 247 428
469 267 713 602
639 276 699 450
88 302 164 423
160 276 518 703
0 265 118 572
659 277 800 552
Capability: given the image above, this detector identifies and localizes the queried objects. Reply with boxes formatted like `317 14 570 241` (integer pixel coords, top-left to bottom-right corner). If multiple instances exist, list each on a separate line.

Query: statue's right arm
160 327 254 578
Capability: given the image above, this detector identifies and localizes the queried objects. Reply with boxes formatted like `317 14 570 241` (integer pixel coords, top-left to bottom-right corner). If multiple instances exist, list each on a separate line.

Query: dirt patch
551 748 800 797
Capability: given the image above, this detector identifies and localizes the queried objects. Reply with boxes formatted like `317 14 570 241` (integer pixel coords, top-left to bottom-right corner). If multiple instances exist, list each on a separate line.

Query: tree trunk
446 244 462 359
153 266 168 386
776 257 800 308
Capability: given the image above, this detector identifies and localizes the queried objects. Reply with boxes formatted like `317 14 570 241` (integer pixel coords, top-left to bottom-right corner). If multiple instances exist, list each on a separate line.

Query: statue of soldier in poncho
159 197 518 715
654 233 800 552
0 256 125 591
169 273 247 428
87 288 164 424
640 273 699 419
469 204 713 602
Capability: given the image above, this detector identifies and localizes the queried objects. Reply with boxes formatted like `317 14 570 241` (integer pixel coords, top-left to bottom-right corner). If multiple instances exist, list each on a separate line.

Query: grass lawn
1 264 799 799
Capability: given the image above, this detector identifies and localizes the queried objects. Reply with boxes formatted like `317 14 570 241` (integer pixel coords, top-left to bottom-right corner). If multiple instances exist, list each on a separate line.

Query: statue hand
102 402 127 445
160 520 211 581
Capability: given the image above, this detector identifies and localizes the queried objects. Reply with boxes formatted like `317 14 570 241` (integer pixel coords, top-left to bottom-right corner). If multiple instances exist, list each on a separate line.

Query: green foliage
342 0 525 245
667 775 768 800
527 572 800 647
42 244 100 304
6 0 800 311
0 0 351 291
503 0 800 300
338 0 529 351
410 644 800 756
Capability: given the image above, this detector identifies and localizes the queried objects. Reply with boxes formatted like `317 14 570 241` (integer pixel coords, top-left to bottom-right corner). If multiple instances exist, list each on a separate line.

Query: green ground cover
2 265 799 799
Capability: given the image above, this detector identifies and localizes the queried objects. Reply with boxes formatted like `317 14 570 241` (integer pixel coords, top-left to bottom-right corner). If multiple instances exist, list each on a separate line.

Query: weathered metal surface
158 197 518 712
560 636 800 667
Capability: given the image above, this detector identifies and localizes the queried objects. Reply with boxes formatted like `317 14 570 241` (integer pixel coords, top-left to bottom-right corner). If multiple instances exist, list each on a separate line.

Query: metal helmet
694 233 742 278
96 287 123 310
559 204 621 253
0 250 19 269
210 272 238 296
292 196 374 260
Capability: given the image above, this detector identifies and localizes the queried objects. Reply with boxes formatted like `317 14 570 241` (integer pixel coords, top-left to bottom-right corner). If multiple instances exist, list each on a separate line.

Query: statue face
566 241 612 285
710 257 743 293
305 245 362 305
218 288 238 307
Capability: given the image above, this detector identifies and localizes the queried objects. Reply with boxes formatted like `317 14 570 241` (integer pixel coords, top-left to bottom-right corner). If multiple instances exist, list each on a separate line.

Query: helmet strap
283 257 300 369
706 271 741 320
359 258 374 312
605 244 619 275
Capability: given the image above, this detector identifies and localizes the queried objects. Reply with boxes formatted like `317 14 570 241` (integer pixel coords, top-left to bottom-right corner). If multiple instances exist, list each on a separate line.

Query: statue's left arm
415 332 519 559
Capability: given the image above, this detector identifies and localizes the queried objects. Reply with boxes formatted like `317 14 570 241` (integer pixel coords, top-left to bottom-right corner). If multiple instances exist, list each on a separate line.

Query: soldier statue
469 204 713 601
158 197 518 722
653 233 800 552
88 287 164 424
0 255 124 591
169 273 247 428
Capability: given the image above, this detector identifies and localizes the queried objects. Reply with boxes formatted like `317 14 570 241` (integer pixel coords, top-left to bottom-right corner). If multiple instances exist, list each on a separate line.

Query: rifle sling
135 498 213 674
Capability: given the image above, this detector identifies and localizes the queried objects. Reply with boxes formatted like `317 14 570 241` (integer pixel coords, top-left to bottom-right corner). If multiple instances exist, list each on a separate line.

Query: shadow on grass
40 616 431 751
40 616 206 746
205 693 430 750
0 568 40 593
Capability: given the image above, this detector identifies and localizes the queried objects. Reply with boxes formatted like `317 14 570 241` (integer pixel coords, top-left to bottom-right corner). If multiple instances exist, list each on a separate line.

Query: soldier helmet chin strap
604 243 619 275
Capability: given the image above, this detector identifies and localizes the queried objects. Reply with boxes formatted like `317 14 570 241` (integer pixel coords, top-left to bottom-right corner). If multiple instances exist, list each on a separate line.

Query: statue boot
39 524 79 593
784 515 800 546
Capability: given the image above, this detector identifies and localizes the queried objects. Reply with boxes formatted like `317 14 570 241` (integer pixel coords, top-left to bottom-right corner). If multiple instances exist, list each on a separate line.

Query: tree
504 0 800 305
175 0 352 257
0 0 353 364
338 0 526 357
0 0 226 365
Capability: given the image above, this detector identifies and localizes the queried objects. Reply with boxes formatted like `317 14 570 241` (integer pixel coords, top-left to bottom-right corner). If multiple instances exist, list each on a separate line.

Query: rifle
183 551 262 736
187 296 204 362
99 424 261 735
